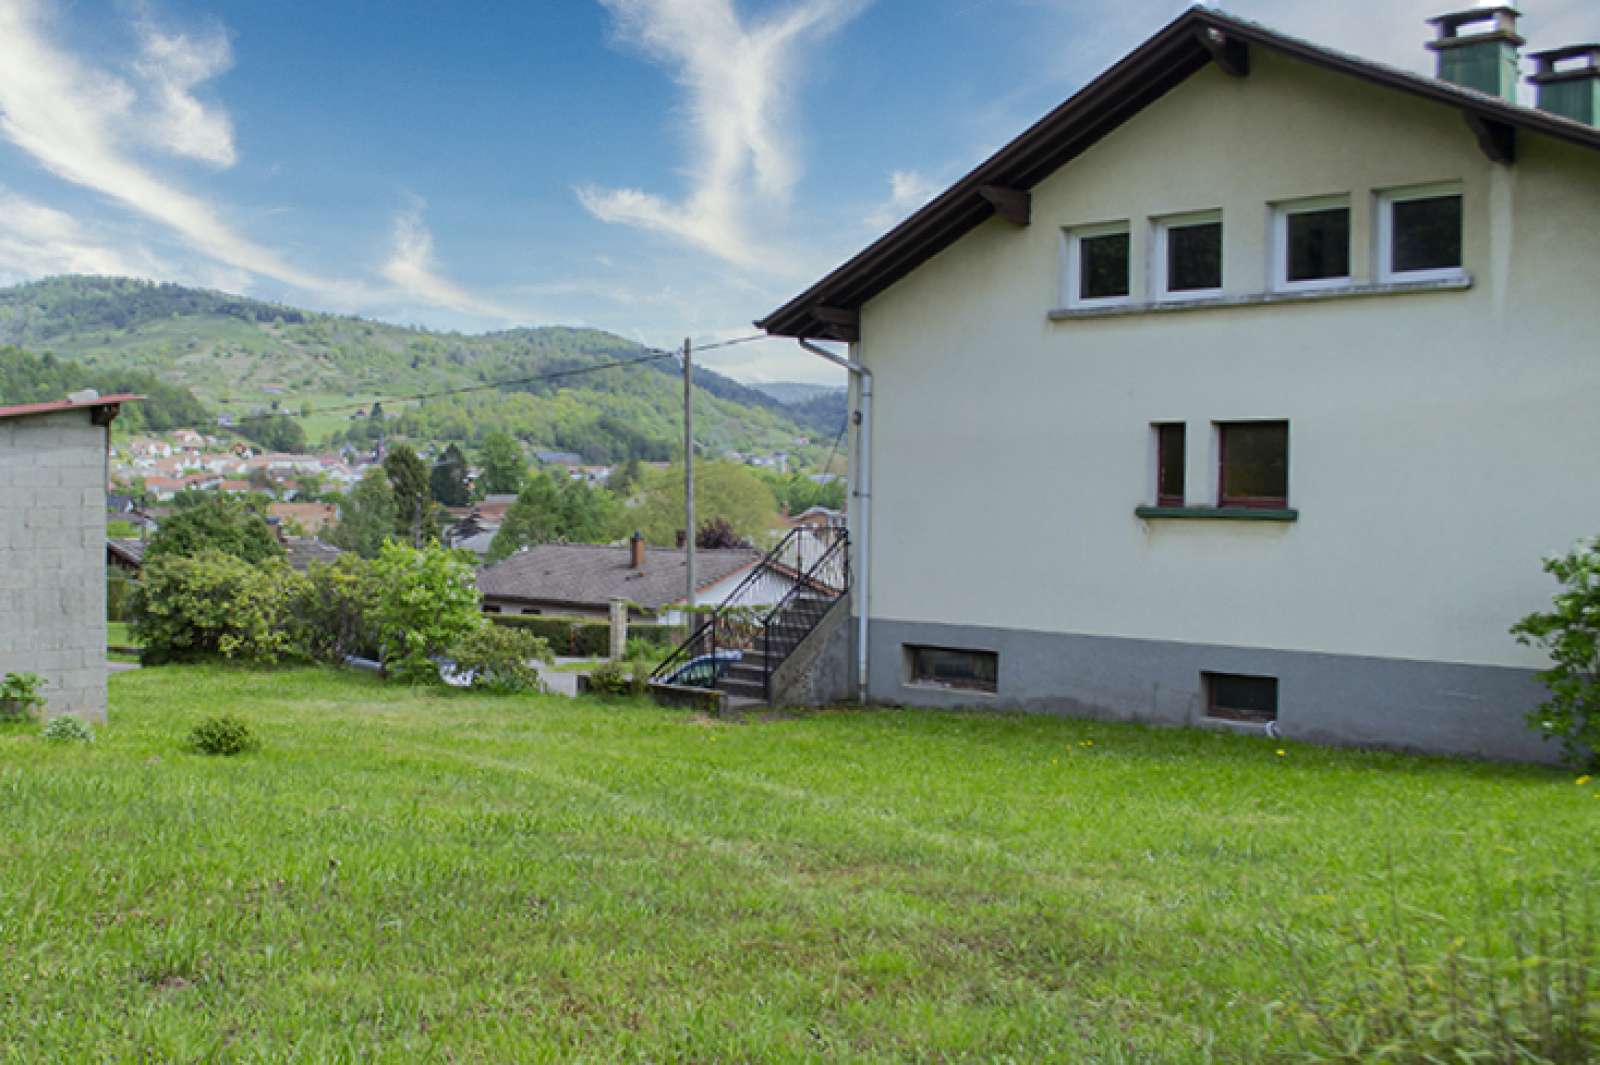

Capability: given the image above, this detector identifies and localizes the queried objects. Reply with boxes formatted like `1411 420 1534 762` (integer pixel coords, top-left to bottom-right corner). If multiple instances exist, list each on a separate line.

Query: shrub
445 626 552 694
1512 536 1600 769
291 554 379 663
369 542 484 684
490 615 677 658
188 715 256 756
132 551 307 665
143 495 284 565
587 660 648 699
43 715 94 743
0 672 47 721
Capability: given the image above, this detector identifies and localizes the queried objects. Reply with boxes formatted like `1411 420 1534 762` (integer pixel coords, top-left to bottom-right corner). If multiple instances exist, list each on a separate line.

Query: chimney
674 529 686 549
630 530 645 569
1528 45 1600 126
1427 7 1524 102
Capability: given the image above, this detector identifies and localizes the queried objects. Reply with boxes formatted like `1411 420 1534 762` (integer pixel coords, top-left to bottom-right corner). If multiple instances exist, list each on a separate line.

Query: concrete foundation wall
0 410 109 722
869 617 1559 764
769 595 854 707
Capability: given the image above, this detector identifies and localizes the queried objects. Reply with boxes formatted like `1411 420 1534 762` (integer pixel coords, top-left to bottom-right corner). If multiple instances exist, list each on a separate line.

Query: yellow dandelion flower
1579 776 1592 786
1276 749 1286 756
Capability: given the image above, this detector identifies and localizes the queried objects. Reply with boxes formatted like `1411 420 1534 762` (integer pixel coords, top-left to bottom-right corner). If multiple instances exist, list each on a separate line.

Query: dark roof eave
758 5 1600 340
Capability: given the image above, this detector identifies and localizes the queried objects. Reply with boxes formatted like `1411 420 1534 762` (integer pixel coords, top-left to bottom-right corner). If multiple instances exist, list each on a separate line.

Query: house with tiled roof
478 538 783 623
758 6 1600 761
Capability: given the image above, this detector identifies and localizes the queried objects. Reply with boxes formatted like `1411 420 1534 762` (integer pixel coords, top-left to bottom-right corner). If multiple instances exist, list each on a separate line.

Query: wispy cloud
579 0 869 268
380 206 522 321
864 169 941 230
0 185 166 281
133 20 237 167
0 0 341 293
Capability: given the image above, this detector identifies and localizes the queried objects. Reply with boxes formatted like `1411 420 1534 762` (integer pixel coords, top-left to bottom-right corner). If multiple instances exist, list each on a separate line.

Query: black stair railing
651 526 849 697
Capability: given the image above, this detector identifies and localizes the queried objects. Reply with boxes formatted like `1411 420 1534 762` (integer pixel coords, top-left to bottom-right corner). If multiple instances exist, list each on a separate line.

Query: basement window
1217 420 1288 510
1204 672 1278 723
907 646 998 694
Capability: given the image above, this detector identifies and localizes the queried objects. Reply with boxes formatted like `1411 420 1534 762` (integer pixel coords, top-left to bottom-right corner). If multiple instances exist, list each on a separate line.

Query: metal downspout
799 337 871 704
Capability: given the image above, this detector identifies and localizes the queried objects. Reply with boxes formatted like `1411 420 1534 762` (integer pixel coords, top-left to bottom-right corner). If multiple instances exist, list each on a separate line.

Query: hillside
0 276 841 463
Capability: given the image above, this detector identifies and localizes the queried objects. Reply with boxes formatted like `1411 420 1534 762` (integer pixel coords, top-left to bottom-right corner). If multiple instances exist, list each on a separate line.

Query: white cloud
380 207 522 322
580 0 870 267
864 169 941 230
0 185 165 282
133 21 237 167
0 0 343 294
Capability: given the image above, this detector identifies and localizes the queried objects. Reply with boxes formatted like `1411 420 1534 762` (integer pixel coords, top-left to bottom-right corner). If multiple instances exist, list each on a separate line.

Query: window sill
1136 506 1298 522
1049 275 1470 321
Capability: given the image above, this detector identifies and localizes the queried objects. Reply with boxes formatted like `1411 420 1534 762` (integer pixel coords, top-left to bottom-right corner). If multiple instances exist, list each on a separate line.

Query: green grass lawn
1 666 1595 1062
107 621 139 648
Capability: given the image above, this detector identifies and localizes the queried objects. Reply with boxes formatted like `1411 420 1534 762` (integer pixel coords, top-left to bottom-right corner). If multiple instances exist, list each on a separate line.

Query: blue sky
0 0 1595 386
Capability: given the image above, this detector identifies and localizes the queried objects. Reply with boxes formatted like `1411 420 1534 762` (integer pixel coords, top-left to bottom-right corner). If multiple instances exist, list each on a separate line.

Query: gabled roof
758 5 1600 341
478 543 762 612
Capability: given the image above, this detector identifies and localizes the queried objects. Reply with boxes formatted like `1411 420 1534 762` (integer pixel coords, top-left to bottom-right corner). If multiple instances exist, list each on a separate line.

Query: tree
369 542 484 683
478 431 526 496
384 444 435 547
696 517 752 550
485 473 621 563
629 461 779 547
325 468 396 559
143 496 285 565
607 458 645 500
429 442 471 507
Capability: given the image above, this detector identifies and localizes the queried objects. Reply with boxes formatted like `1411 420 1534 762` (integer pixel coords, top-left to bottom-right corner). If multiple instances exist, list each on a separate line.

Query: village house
757 7 1600 762
1 392 140 723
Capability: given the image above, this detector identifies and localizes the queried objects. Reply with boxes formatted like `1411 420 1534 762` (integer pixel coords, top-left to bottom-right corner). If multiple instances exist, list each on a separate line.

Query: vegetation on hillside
0 345 209 435
0 276 843 462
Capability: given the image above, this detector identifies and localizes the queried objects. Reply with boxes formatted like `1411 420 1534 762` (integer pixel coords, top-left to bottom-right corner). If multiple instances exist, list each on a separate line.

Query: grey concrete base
868 618 1562 764
769 595 854 707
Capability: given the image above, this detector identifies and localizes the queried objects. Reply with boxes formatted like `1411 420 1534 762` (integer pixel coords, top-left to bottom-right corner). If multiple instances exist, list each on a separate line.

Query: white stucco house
1 392 140 723
758 7 1600 762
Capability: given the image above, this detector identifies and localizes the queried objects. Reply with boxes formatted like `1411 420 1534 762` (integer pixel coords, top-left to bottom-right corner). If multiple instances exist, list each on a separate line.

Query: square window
1274 199 1350 291
1063 224 1131 308
907 646 998 693
1217 421 1288 509
1154 423 1185 507
1154 213 1222 300
1204 672 1278 723
1378 186 1463 283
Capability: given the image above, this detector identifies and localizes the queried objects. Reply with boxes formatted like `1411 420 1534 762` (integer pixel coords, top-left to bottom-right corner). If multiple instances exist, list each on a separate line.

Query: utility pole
683 337 696 612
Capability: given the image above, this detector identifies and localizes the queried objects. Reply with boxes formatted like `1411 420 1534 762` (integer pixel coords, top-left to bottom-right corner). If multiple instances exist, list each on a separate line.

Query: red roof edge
0 393 146 422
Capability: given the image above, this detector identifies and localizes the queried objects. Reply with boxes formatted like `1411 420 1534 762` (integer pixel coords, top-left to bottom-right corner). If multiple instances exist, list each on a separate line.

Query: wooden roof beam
1197 27 1249 77
811 306 859 343
1465 112 1516 164
978 185 1031 226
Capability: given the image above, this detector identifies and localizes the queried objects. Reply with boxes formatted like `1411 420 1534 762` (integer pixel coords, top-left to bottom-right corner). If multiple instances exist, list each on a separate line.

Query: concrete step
719 676 767 699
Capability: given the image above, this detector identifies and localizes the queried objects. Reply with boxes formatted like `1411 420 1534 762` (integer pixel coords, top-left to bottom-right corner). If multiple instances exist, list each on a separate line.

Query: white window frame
1271 195 1351 293
1375 182 1465 285
1152 210 1223 302
1061 222 1132 310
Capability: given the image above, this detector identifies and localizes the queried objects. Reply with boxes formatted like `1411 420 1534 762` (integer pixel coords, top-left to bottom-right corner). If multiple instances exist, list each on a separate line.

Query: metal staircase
651 526 849 704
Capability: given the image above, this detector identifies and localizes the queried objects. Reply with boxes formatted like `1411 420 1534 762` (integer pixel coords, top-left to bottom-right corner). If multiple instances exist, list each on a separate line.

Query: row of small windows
1064 185 1463 309
904 646 1281 724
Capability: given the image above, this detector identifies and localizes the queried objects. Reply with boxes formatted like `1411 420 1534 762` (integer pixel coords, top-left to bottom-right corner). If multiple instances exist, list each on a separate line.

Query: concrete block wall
0 411 109 722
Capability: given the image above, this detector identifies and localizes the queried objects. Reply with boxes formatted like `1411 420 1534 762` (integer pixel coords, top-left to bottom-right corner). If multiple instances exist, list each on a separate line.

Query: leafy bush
0 672 47 720
586 660 648 699
444 626 552 694
132 551 308 665
106 570 134 622
1512 537 1600 769
188 715 256 756
291 554 379 663
369 542 484 683
143 496 284 565
43 715 94 743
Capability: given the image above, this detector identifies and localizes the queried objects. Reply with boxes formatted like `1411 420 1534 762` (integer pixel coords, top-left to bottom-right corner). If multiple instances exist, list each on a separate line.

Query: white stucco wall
0 409 110 721
857 53 1600 671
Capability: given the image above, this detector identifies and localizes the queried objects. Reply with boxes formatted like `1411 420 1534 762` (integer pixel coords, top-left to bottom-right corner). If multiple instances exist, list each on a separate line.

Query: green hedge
488 614 678 658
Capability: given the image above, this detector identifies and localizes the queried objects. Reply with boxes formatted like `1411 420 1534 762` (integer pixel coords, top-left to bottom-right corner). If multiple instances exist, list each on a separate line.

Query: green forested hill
0 276 839 463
